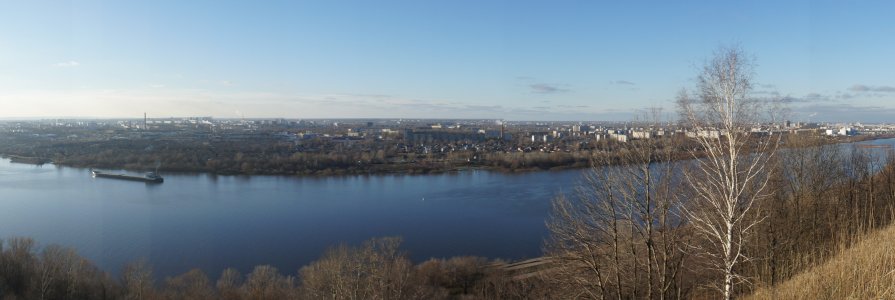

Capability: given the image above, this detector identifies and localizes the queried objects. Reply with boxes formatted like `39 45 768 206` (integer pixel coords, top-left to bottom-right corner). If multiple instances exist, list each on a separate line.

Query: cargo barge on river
91 169 164 183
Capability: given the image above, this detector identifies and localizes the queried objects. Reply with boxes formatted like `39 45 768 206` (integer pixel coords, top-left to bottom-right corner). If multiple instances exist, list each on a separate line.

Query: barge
91 169 164 183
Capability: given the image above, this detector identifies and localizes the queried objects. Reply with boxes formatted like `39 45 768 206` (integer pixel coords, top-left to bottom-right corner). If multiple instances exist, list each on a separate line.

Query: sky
1 1 894 122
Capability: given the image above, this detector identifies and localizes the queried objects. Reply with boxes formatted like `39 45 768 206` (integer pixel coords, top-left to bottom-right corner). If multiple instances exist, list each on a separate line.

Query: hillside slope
748 224 895 299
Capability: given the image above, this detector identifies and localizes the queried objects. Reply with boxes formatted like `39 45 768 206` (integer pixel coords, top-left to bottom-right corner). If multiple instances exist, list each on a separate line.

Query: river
1 137 893 278
0 157 575 278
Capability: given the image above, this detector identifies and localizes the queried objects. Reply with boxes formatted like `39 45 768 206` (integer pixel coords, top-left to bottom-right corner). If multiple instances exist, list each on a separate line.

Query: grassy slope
747 224 895 299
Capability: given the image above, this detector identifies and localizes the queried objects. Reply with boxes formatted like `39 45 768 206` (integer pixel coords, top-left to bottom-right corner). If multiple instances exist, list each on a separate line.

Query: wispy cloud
765 93 833 104
793 104 895 123
803 93 828 101
612 80 635 85
529 83 569 94
463 105 503 112
54 61 80 68
200 79 234 86
848 84 895 93
516 76 570 94
752 90 780 96
835 93 855 100
557 104 590 109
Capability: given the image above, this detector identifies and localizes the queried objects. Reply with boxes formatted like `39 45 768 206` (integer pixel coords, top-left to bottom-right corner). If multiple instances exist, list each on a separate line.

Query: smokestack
144 112 147 130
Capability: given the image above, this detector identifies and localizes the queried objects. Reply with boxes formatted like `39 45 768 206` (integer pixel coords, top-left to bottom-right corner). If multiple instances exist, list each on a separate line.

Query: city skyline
2 1 894 122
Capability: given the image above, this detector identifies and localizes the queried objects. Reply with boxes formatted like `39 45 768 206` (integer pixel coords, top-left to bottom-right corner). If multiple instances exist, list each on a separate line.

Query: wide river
0 157 576 278
1 137 893 278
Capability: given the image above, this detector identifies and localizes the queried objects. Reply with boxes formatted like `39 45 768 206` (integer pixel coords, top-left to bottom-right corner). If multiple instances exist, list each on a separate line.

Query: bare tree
34 245 72 300
243 265 295 300
299 237 416 300
216 268 243 300
162 269 215 300
676 46 779 299
546 111 690 299
121 259 156 300
0 237 37 296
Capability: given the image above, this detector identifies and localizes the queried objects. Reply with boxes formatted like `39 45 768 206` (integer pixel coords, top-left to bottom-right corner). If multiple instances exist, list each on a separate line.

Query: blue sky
1 1 894 122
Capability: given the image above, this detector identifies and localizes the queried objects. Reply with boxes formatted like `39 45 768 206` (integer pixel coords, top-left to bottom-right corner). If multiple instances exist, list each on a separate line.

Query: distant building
697 130 721 139
839 127 855 136
530 132 551 143
403 129 483 144
608 133 628 143
631 131 651 139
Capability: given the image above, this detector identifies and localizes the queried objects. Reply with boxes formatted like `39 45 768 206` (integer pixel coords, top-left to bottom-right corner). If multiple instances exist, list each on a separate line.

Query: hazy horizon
0 115 890 124
2 1 894 122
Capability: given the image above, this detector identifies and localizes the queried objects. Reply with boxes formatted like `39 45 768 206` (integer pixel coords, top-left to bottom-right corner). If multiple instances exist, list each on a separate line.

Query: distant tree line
0 131 704 176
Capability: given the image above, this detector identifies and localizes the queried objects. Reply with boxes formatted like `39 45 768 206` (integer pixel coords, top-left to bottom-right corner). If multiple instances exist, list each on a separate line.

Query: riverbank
1 134 892 177
1 154 52 165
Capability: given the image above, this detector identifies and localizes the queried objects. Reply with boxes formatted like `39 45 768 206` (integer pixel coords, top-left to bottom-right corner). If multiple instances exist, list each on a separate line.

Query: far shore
3 134 891 178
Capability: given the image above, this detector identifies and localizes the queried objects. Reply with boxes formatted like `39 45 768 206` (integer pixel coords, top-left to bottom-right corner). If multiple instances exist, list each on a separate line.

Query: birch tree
676 46 779 300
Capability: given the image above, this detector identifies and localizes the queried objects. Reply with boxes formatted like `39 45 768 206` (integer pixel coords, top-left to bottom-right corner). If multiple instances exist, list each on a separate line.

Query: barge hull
92 172 164 183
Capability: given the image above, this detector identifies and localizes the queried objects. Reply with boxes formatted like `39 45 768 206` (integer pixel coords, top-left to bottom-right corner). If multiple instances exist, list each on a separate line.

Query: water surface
0 159 575 278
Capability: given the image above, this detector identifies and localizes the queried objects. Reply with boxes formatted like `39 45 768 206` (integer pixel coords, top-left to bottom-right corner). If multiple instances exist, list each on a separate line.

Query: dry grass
747 224 895 300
